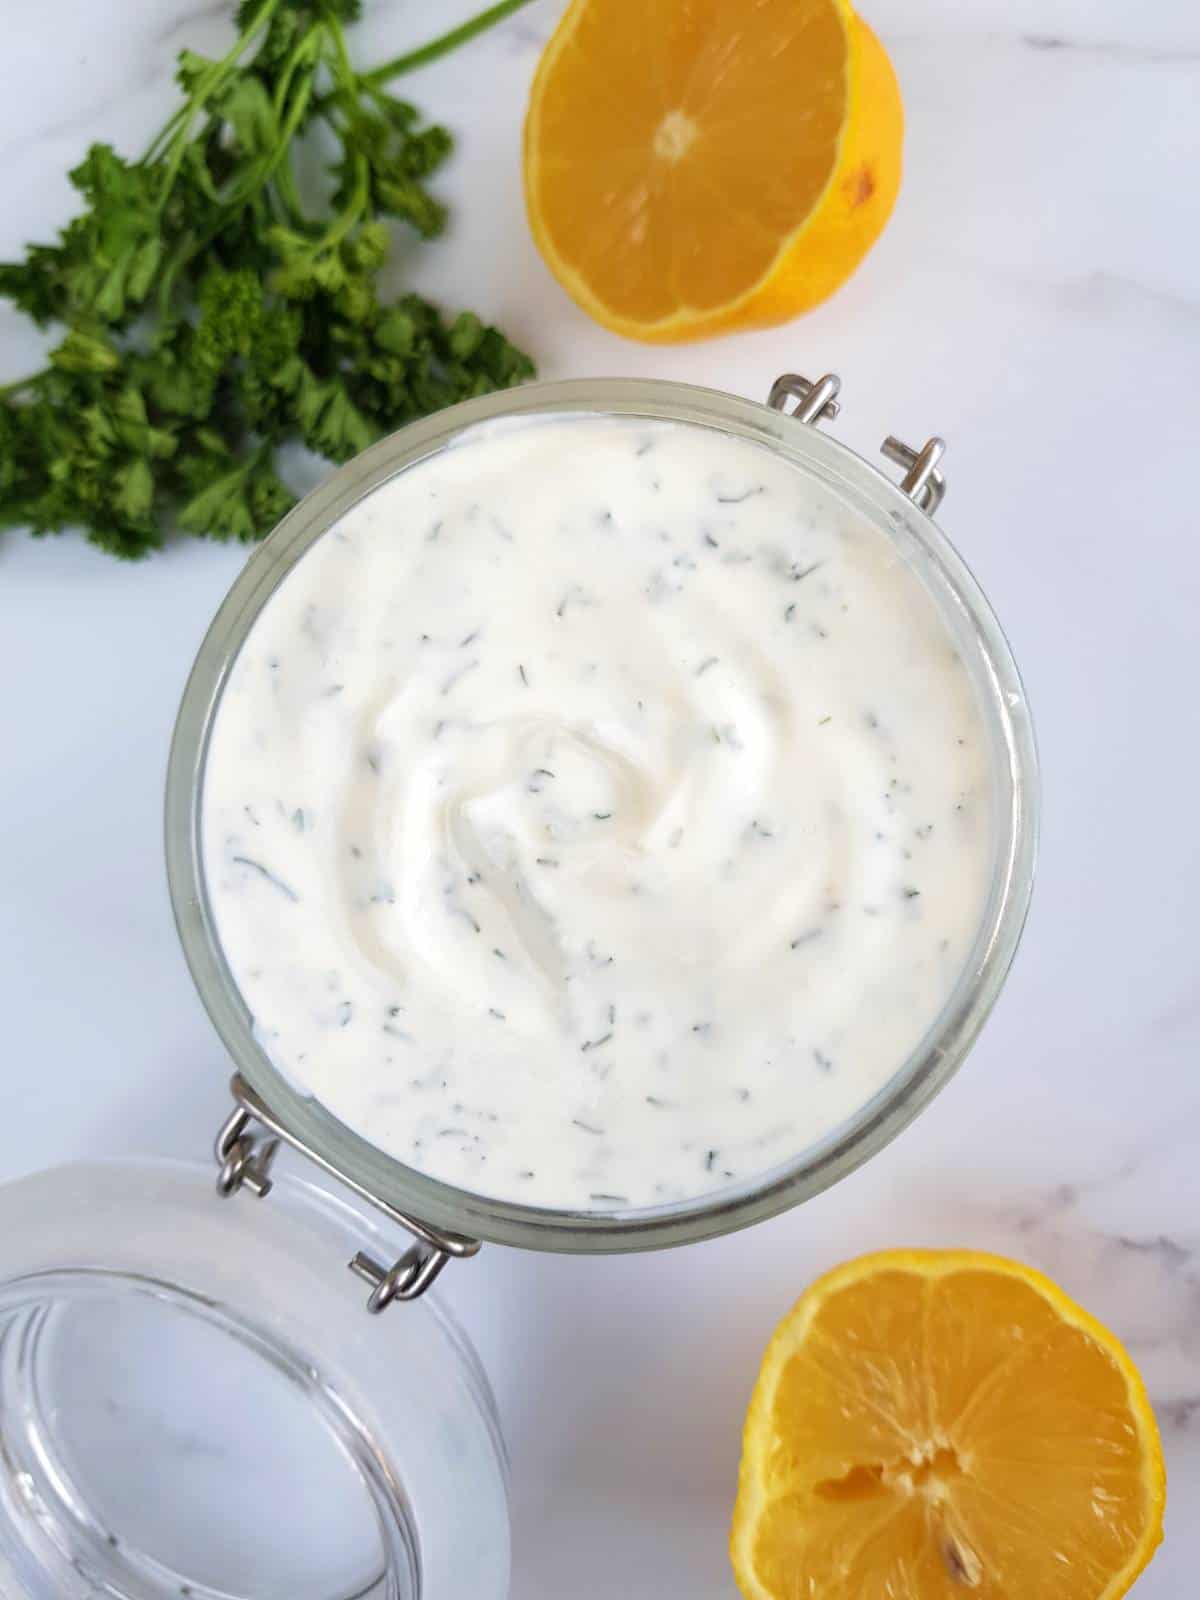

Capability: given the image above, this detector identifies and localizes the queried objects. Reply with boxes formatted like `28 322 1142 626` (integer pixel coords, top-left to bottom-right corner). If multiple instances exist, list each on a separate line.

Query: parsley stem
155 39 320 320
142 104 190 167
362 0 536 86
311 155 369 255
153 0 285 213
274 150 308 229
325 11 359 92
268 58 320 180
271 19 324 119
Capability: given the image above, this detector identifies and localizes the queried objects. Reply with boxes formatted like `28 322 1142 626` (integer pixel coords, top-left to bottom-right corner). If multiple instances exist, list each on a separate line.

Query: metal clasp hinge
881 435 947 516
768 371 948 515
768 372 841 425
213 1075 480 1314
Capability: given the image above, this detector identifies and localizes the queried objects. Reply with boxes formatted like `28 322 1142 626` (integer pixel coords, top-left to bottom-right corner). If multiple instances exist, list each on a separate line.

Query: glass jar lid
0 1159 509 1600
166 372 1038 1263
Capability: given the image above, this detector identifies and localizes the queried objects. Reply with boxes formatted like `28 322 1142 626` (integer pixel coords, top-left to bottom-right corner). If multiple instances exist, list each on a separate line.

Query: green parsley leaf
0 0 536 558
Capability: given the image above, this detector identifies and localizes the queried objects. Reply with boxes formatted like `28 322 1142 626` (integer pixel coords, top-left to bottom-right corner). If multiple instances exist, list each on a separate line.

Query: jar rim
165 376 1039 1254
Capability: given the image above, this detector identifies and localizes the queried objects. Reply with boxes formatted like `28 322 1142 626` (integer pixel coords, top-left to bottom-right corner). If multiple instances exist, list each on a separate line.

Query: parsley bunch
0 0 535 558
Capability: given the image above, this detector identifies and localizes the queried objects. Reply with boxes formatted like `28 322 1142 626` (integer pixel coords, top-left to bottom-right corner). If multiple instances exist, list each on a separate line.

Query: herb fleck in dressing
203 416 995 1211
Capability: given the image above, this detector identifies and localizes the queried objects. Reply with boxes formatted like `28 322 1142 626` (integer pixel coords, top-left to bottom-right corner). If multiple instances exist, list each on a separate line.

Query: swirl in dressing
202 416 995 1210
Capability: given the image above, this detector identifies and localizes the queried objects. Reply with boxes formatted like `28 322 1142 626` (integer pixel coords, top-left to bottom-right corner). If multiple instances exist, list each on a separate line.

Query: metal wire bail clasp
768 370 948 515
215 1104 279 1198
881 435 947 515
212 1075 481 1314
349 1244 451 1314
767 372 841 425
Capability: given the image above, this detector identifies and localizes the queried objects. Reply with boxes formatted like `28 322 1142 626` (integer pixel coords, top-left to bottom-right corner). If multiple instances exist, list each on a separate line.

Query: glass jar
0 1158 509 1599
166 372 1038 1281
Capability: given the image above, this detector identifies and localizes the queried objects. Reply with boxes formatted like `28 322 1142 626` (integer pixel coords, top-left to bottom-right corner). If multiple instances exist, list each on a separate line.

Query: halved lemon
523 0 903 342
732 1250 1165 1599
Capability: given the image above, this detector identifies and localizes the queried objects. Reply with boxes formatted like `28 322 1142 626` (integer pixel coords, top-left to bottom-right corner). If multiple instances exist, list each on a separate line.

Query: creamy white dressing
202 415 996 1211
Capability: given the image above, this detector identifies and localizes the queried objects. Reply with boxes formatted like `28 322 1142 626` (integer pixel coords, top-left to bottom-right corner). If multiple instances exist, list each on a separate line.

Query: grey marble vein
0 66 171 165
1114 1234 1193 1274
153 0 230 48
1167 1394 1200 1430
504 17 556 52
883 27 1200 67
942 260 1200 324
902 1140 1200 1425
1042 268 1200 322
1022 32 1200 64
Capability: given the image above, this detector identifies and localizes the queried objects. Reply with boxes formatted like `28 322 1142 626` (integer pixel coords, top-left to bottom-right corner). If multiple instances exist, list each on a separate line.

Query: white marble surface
2 1 1198 1594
